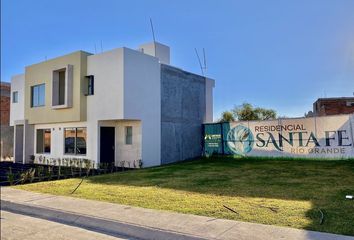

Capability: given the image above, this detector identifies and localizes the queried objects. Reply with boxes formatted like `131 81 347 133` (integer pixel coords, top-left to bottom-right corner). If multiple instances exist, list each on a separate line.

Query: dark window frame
85 75 94 96
12 91 18 103
36 129 51 154
58 69 66 105
64 127 87 155
31 84 45 107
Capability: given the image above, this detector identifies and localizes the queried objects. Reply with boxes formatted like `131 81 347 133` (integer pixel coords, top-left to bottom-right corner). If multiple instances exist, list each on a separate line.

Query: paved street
1 211 128 240
1 187 354 240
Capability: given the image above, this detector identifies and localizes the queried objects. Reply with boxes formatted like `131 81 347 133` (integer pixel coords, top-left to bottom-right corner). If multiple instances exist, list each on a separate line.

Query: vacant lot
15 157 354 236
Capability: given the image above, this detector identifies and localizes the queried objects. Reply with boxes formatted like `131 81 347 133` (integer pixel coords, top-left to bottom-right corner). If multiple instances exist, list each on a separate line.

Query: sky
1 0 354 119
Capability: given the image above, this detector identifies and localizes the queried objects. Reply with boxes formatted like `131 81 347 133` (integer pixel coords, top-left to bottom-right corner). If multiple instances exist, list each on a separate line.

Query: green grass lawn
15 157 354 236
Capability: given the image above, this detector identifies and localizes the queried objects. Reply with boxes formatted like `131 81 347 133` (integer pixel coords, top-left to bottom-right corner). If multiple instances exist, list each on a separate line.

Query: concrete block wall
160 64 206 164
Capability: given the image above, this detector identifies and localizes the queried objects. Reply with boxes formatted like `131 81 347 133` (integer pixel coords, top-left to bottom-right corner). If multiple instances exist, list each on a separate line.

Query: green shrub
7 167 15 185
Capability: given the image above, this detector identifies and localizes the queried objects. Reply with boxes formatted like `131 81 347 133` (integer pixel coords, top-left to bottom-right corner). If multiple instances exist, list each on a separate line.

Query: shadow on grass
86 156 354 236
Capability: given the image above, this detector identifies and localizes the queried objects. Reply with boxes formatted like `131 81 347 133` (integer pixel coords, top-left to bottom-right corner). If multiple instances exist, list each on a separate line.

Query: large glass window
64 127 87 155
64 128 76 154
36 129 51 153
12 91 18 103
76 128 87 155
31 84 45 107
125 126 132 145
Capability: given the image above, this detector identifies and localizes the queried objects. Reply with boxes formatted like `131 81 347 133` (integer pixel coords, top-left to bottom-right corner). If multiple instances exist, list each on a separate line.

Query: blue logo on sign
226 125 254 155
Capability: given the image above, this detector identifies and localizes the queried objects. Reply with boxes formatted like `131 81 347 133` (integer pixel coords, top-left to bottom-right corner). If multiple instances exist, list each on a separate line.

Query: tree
232 103 277 121
219 111 235 122
304 111 314 118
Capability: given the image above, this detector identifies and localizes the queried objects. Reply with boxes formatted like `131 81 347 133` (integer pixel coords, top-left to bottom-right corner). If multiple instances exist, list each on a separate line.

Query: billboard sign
204 114 354 158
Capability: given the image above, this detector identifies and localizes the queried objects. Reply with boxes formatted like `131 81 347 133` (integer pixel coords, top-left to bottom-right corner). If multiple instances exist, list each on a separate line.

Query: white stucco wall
87 48 124 121
10 74 25 126
97 120 142 167
138 42 170 65
86 48 125 164
115 121 142 167
123 48 161 167
86 47 160 167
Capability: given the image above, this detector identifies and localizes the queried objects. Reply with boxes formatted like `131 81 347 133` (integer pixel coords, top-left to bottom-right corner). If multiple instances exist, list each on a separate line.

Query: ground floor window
125 126 133 145
64 127 87 155
36 129 51 153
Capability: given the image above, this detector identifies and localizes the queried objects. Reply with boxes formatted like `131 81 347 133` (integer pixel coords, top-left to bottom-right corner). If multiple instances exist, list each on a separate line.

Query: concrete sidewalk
1 187 353 240
1 211 127 240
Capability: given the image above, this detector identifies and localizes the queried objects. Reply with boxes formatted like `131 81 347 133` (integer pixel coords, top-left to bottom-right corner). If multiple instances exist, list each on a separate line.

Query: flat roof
315 97 354 102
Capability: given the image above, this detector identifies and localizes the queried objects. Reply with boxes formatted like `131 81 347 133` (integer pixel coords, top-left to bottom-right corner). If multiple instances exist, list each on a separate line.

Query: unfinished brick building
1 82 13 160
0 82 11 125
313 97 354 116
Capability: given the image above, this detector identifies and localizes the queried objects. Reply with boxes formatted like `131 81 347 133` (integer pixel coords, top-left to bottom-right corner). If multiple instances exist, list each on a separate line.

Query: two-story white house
10 42 214 168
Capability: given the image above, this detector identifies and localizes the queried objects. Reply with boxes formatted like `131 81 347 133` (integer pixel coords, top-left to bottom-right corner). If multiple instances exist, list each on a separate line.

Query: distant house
313 97 354 116
10 42 215 167
0 81 13 160
0 82 11 125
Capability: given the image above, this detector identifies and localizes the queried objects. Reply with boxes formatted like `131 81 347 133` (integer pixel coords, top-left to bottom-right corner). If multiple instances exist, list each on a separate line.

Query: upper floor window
12 91 18 103
53 68 66 106
52 65 73 108
85 75 94 96
31 84 45 107
58 69 66 105
125 126 133 145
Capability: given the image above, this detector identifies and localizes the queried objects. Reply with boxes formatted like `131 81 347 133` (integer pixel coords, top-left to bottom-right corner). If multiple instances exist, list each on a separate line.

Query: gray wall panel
161 64 206 164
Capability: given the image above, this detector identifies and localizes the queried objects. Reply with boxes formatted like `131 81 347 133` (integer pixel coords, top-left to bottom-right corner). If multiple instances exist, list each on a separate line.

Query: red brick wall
314 99 354 116
0 83 11 125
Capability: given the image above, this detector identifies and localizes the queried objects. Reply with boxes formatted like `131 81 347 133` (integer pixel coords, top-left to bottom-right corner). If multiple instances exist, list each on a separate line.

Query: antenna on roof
195 48 204 76
203 48 207 74
94 43 97 54
149 18 157 57
100 40 103 53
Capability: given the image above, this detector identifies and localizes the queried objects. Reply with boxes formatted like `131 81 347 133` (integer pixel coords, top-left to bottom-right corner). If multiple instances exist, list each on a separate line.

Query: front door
100 127 115 164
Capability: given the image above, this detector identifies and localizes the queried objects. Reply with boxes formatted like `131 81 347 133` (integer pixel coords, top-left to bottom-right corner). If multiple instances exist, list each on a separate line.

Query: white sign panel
224 114 354 158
